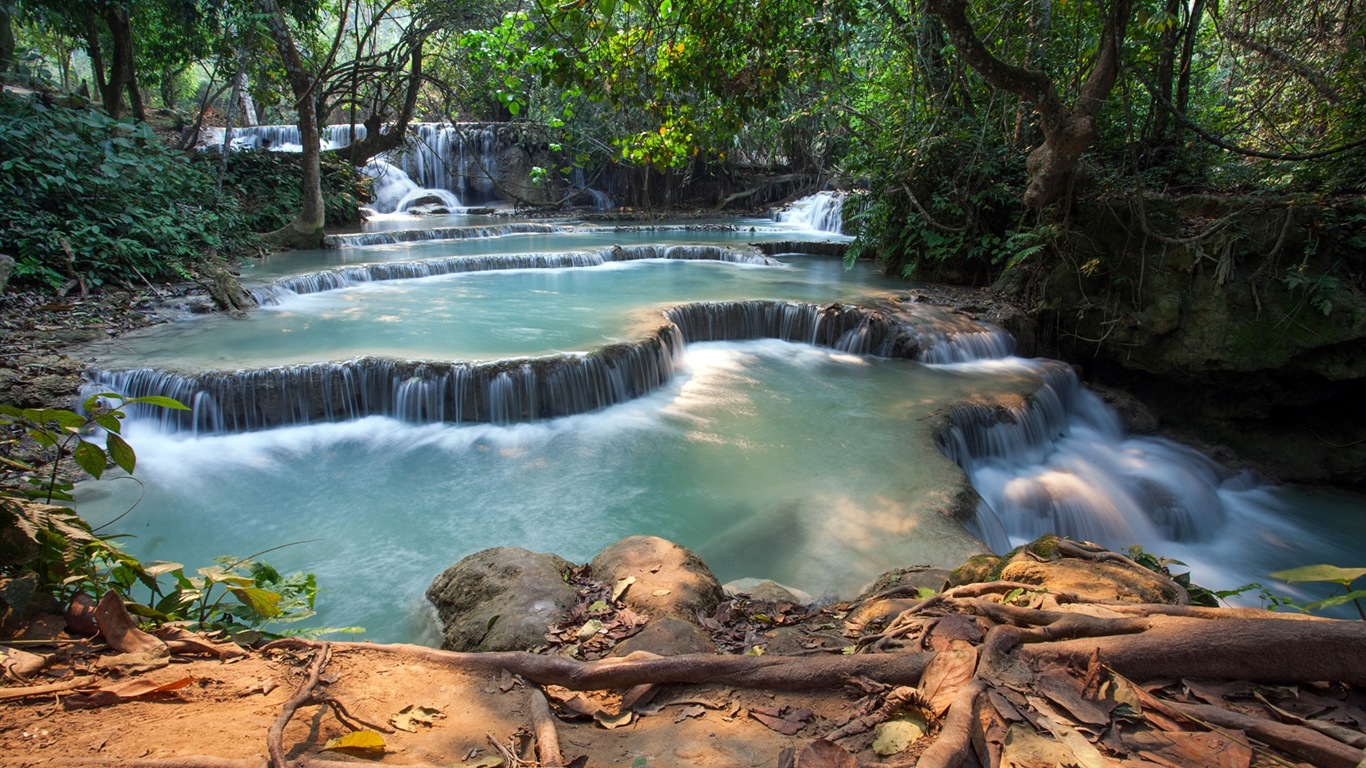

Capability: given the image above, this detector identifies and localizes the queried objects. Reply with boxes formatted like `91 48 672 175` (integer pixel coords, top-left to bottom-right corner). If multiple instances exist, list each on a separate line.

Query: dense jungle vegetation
1 0 1362 286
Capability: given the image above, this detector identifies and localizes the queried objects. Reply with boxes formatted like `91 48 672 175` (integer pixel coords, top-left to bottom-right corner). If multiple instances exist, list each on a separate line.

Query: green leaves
1269 564 1366 587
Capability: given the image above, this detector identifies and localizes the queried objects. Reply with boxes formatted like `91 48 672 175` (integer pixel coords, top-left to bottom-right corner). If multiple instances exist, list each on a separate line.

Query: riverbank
3 532 1364 768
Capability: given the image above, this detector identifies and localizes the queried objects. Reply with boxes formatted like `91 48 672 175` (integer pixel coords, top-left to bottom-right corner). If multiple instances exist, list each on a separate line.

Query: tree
257 0 327 248
925 0 1134 210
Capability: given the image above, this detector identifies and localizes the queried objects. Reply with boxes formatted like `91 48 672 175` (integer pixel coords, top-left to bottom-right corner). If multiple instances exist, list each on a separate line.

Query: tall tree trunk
1150 0 1182 141
0 5 15 74
83 14 111 114
259 0 325 248
100 4 144 121
926 0 1135 209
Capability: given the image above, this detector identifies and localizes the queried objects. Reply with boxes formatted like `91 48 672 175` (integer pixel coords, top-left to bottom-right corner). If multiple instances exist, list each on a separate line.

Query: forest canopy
1 0 1363 281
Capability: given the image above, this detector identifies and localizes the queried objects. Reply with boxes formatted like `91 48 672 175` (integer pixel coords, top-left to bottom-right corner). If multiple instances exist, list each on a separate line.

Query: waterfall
324 222 574 248
362 160 465 215
927 353 1244 556
203 124 367 152
88 300 952 433
776 192 848 234
385 124 502 205
92 327 686 433
251 246 780 304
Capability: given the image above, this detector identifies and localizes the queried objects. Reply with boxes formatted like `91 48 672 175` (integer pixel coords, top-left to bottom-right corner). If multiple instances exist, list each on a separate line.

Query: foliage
1267 564 1366 620
0 94 259 291
1124 546 1236 608
1 392 187 504
1 396 332 638
210 148 370 233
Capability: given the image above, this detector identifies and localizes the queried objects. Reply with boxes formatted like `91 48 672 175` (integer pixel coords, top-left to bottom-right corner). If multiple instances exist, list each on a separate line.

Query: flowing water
74 207 1366 641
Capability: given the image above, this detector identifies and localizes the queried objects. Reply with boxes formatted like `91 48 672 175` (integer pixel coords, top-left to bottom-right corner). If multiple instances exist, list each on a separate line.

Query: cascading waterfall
387 124 501 204
928 349 1257 558
88 300 969 434
204 124 368 152
776 191 848 234
249 245 782 304
325 222 574 248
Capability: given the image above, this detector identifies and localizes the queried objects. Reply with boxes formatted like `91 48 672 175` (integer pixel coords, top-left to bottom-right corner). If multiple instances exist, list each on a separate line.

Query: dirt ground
1 642 862 768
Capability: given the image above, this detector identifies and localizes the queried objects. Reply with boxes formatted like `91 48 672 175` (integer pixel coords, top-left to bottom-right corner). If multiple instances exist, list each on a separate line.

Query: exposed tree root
1166 700 1366 768
913 680 986 768
267 643 331 768
260 639 935 691
1018 616 1366 685
530 687 564 768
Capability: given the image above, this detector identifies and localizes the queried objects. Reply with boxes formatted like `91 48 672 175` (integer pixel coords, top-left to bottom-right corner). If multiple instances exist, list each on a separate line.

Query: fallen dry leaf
750 706 813 735
322 730 386 756
793 739 857 768
918 639 978 716
392 704 445 732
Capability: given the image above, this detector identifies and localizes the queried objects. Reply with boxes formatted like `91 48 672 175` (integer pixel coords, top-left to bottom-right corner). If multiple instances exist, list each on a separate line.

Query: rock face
426 547 576 652
589 536 725 624
1036 196 1366 485
950 535 1187 605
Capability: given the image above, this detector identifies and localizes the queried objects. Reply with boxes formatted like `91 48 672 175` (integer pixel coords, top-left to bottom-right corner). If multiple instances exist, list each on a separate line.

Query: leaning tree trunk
258 0 325 249
926 0 1134 209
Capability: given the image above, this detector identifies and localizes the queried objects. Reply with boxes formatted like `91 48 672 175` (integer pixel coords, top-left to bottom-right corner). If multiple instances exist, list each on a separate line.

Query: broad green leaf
128 395 190 411
1269 565 1366 586
142 560 185 578
1300 590 1366 612
73 440 106 478
230 586 284 618
106 432 136 474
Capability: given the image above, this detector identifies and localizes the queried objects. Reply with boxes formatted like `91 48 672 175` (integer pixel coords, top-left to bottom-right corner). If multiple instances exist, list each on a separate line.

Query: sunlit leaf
323 730 386 755
128 395 190 411
229 586 284 618
1270 564 1366 586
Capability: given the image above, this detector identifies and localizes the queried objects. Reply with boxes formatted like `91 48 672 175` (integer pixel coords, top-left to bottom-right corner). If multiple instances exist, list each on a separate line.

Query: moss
949 554 1002 587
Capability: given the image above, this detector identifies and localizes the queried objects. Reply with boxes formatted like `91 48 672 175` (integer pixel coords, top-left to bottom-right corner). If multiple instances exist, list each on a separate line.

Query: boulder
610 617 716 657
950 535 1187 605
723 578 814 606
426 547 576 652
589 536 724 625
0 253 13 294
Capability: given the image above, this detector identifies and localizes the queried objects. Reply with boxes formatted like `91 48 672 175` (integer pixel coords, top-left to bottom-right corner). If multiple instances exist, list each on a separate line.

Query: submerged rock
426 547 576 652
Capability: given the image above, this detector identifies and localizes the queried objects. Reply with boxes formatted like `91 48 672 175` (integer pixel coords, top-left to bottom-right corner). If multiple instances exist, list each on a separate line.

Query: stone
609 616 716 657
997 557 1182 604
426 547 576 652
402 194 448 209
0 254 14 294
589 536 724 625
723 578 814 606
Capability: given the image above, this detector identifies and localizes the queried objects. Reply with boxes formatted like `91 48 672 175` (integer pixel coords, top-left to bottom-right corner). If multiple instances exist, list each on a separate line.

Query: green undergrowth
1 396 345 640
0 93 370 293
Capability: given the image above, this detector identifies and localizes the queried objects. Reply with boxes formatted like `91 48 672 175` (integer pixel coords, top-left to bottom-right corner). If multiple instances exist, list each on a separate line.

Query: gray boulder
426 547 576 652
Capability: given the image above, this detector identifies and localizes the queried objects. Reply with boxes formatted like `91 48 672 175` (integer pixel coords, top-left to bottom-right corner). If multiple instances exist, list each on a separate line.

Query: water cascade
325 222 574 248
250 245 782 303
74 213 1366 637
89 300 963 433
776 191 849 234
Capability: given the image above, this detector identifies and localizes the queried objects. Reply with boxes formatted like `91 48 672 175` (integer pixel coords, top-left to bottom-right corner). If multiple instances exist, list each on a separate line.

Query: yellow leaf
323 730 386 755
651 589 671 596
595 710 634 729
612 576 636 602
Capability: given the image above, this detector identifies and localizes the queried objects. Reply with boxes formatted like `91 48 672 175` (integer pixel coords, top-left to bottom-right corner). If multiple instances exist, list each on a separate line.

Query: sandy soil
2 643 866 767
